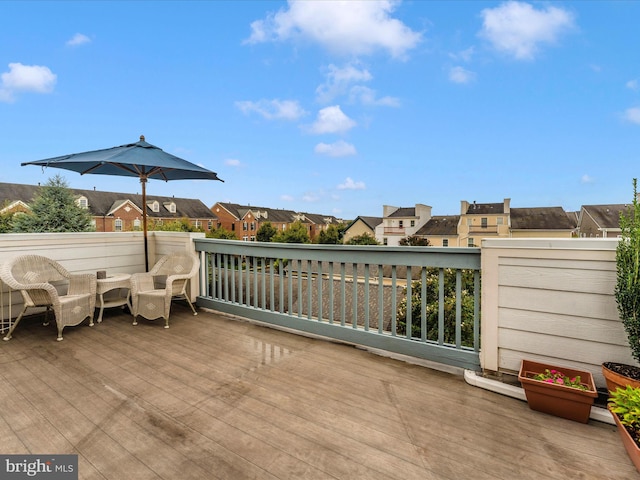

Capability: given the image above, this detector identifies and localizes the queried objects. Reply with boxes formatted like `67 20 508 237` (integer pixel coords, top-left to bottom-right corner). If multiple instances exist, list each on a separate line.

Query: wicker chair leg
3 306 28 341
133 316 138 326
184 296 198 316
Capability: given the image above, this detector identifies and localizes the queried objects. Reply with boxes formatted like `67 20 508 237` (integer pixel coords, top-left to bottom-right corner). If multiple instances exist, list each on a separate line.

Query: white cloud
449 66 476 84
581 174 594 184
479 1 575 60
235 99 307 120
449 46 475 62
302 192 320 202
315 140 357 157
316 63 372 103
280 194 294 202
225 159 242 167
337 177 365 190
66 33 91 47
349 86 400 107
309 105 356 134
245 0 422 59
627 79 639 91
0 63 57 102
624 107 640 125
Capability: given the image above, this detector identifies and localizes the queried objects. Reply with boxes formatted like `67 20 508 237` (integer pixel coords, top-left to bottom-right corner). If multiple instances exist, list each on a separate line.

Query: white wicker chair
130 252 200 328
0 255 97 341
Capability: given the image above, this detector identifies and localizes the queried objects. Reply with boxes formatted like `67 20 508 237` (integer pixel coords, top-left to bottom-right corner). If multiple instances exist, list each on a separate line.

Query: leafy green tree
11 175 94 233
256 221 277 242
0 208 15 233
207 226 238 240
317 224 341 244
399 235 431 246
272 220 310 244
150 217 200 232
396 268 477 347
345 233 379 245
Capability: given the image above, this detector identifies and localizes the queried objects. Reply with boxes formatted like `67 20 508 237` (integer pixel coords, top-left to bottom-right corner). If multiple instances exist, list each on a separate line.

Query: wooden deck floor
0 304 637 480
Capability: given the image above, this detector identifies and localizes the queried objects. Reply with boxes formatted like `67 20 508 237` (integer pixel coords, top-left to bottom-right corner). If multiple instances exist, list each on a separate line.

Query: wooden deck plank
0 305 637 479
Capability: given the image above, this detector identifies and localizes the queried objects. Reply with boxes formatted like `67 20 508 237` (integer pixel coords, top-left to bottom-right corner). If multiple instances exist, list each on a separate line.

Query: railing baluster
421 267 427 342
364 264 369 331
328 262 334 324
438 268 445 346
474 270 480 352
455 269 462 349
307 260 313 320
297 259 303 318
352 263 358 329
391 266 397 336
378 265 384 334
340 262 346 327
269 258 275 312
317 261 323 322
406 266 412 339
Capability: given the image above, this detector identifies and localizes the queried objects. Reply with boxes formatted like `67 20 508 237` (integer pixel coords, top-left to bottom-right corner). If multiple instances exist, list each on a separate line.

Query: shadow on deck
0 304 636 479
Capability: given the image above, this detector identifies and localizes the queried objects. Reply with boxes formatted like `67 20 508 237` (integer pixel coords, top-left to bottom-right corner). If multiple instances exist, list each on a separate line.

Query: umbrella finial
140 135 145 142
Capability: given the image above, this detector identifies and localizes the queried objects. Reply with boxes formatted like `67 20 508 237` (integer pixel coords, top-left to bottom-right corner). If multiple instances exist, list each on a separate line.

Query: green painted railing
194 239 481 371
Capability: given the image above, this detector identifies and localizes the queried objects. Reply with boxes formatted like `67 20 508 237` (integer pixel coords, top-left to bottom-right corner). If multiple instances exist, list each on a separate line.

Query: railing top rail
194 238 481 269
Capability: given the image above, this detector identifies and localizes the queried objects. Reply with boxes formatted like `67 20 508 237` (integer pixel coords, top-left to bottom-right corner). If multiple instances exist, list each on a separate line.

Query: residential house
343 216 383 243
414 215 461 247
374 204 432 246
458 199 511 247
211 202 341 241
578 204 627 238
0 182 217 232
510 207 577 238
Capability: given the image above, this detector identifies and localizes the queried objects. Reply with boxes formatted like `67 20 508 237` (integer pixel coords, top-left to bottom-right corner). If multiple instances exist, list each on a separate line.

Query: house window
243 222 248 231
115 218 123 231
151 201 159 213
383 238 388 245
195 220 201 229
481 217 488 228
442 239 449 247
468 238 475 247
467 218 472 225
399 220 404 228
168 203 176 213
250 222 255 231
497 217 503 225
208 220 213 230
410 220 415 227
250 236 256 242
133 218 141 230
77 196 88 209
242 235 248 242
231 223 235 231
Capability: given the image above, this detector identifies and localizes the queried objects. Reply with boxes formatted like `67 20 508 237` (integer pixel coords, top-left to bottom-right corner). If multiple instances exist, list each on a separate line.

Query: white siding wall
481 238 635 388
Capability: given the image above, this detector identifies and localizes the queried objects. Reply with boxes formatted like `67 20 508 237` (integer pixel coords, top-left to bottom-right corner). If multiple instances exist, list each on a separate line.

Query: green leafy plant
532 368 588 390
609 385 640 445
615 178 640 363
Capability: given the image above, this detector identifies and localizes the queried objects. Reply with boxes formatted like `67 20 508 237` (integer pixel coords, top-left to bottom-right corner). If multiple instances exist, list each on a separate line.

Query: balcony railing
195 239 481 370
383 227 406 235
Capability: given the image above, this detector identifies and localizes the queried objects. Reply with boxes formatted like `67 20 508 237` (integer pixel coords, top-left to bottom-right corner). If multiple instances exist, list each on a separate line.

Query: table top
96 273 132 293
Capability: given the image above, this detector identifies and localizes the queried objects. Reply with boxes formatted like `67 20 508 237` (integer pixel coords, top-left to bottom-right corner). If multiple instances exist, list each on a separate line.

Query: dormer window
164 202 176 213
77 196 88 209
149 201 160 213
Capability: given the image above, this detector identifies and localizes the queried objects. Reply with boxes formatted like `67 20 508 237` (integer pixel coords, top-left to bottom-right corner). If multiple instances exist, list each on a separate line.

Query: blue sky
1 1 639 220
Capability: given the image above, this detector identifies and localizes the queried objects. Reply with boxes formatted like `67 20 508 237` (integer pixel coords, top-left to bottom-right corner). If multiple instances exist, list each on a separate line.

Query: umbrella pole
141 177 149 272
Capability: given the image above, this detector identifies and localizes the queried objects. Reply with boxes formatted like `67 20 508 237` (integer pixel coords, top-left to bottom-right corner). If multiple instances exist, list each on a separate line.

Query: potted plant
608 385 640 472
606 178 640 392
518 359 598 423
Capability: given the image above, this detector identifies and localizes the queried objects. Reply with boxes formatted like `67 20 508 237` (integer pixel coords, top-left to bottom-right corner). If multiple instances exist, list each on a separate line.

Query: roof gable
510 207 575 230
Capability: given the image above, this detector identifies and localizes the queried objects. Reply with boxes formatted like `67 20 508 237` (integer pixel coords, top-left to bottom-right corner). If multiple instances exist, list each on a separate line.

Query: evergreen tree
256 221 277 242
345 233 379 245
206 226 238 240
272 220 310 243
12 175 94 233
399 235 431 246
317 224 341 244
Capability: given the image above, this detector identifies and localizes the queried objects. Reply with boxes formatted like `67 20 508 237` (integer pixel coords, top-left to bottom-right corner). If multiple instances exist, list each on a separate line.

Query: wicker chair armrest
131 273 155 294
68 273 97 296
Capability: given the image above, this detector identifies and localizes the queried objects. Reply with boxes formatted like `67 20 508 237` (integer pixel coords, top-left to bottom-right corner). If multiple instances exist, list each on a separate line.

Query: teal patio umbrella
23 135 223 270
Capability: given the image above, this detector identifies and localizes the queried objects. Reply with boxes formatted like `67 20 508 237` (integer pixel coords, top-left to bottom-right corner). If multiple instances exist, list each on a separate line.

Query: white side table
96 273 132 323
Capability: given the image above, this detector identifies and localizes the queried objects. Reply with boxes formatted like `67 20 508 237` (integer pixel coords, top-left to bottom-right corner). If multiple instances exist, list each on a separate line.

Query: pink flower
557 378 564 385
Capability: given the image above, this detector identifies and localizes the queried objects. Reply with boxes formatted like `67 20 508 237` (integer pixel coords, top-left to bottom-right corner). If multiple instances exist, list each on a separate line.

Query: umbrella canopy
22 135 223 270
